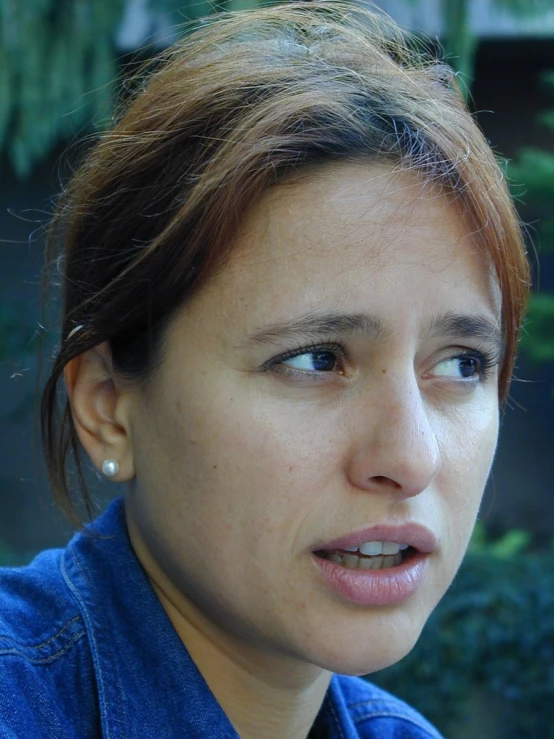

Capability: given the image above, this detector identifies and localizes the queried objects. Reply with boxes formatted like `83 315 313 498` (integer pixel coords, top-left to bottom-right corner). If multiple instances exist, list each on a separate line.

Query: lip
312 550 430 606
315 523 438 555
311 523 437 607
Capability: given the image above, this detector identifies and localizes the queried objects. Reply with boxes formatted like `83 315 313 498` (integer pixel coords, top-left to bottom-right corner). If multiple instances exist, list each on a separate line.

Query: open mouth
314 543 416 570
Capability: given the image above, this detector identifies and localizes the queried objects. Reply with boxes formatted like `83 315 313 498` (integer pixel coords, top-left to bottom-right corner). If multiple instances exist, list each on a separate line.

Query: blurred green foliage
0 0 274 176
469 519 531 558
519 293 554 364
371 527 554 738
508 72 554 374
0 0 125 177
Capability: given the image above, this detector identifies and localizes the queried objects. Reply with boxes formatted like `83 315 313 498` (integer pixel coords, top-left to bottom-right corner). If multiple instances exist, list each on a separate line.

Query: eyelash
263 343 500 381
263 342 346 374
448 348 500 382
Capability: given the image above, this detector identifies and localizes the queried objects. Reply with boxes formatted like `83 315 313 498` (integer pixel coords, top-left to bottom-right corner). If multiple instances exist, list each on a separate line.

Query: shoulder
0 549 99 737
0 547 76 641
0 547 86 662
332 674 444 738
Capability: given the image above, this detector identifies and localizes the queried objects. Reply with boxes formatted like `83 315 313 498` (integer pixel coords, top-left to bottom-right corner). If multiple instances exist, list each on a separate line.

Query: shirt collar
62 498 239 738
61 498 359 739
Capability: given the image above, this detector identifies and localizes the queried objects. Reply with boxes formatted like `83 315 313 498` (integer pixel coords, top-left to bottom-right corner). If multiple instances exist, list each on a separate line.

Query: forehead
218 161 498 312
168 160 502 360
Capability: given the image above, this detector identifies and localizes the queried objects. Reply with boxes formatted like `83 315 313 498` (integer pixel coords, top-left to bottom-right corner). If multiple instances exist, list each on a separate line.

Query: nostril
370 475 402 490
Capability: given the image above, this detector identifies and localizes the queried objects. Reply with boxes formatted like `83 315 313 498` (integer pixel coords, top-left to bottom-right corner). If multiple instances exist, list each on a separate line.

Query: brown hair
41 1 530 523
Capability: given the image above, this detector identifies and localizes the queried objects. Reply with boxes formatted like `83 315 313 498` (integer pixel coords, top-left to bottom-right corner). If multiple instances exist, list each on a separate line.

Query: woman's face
124 162 501 675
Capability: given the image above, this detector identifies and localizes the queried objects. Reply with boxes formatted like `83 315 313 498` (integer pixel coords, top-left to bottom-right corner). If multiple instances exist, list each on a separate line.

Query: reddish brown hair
41 2 530 522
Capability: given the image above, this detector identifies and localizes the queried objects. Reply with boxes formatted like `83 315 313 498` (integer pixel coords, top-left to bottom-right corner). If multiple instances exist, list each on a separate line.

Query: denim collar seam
61 545 126 739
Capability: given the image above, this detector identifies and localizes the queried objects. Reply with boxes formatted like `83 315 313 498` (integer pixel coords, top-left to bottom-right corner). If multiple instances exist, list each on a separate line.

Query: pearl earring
101 459 119 477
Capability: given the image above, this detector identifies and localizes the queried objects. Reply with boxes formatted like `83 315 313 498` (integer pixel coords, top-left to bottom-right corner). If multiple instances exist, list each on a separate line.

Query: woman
0 3 529 737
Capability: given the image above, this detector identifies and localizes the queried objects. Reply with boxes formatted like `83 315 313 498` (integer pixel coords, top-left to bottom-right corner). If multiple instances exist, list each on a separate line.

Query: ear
64 343 135 482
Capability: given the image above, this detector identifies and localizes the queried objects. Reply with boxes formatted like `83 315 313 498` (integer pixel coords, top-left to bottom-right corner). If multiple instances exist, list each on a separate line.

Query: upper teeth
344 541 409 556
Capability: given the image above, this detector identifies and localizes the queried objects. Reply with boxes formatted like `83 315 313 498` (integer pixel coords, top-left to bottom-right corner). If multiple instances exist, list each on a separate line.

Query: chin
305 608 428 677
319 643 419 678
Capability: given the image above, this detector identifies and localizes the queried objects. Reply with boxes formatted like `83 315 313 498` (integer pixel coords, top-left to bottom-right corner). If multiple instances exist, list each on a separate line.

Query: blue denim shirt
0 499 444 738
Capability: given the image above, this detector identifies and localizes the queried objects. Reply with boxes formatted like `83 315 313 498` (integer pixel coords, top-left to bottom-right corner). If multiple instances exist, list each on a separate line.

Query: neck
153 579 332 739
126 507 332 739
127 511 331 738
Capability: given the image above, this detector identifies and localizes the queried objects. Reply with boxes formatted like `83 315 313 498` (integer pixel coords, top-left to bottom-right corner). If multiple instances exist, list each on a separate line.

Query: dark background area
471 37 554 544
1 3 553 736
1 36 552 557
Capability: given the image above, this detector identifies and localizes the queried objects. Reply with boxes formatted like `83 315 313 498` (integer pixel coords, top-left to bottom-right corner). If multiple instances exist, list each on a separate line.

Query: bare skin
66 162 501 738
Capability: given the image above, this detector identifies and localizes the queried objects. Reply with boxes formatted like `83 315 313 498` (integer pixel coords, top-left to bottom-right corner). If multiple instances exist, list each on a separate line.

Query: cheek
153 387 339 547
440 402 499 548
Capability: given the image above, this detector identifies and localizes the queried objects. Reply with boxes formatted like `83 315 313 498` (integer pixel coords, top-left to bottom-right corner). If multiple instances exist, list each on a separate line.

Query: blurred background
0 0 553 736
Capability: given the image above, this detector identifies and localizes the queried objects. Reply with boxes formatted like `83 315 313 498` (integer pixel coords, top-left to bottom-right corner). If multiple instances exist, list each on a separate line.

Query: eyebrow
244 312 388 346
427 312 504 354
244 310 504 353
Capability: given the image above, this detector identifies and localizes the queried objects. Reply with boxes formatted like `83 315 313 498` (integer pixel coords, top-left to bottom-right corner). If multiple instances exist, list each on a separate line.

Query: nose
346 376 442 500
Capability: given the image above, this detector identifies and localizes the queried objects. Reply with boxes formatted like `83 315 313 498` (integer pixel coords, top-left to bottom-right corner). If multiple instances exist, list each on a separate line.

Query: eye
282 350 338 372
264 343 346 378
432 351 496 381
